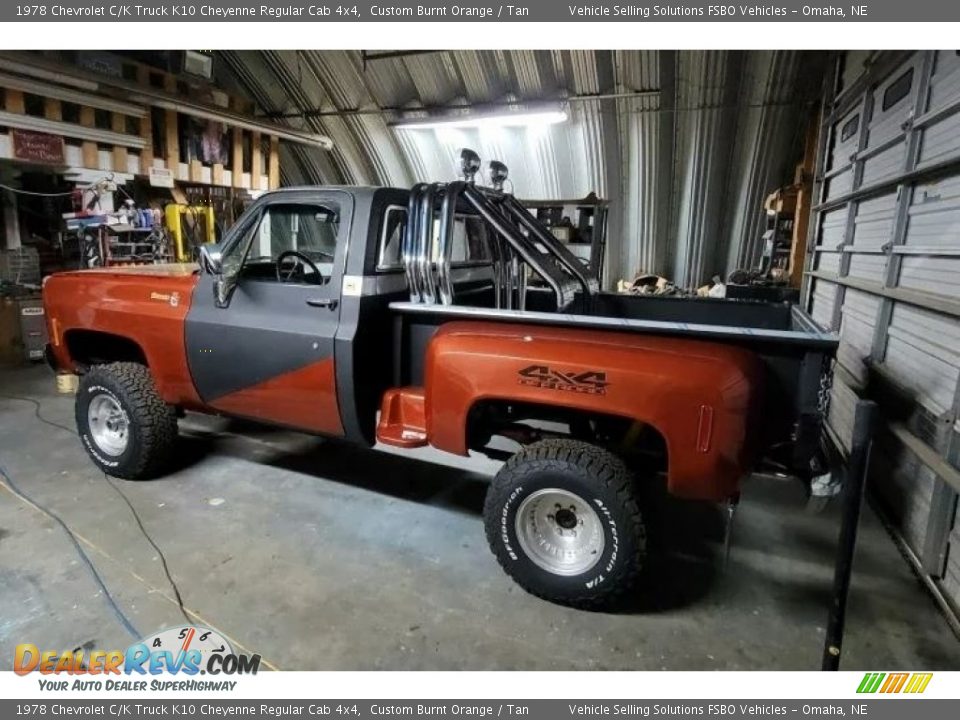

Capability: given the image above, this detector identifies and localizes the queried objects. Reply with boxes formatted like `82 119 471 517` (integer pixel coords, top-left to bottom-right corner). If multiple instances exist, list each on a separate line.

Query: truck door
184 192 350 436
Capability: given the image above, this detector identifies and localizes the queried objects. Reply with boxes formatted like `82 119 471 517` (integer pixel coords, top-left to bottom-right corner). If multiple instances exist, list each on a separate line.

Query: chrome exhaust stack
403 183 426 303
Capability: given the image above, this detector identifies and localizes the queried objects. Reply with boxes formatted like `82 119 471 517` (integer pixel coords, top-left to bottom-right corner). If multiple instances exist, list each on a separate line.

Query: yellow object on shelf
164 204 216 262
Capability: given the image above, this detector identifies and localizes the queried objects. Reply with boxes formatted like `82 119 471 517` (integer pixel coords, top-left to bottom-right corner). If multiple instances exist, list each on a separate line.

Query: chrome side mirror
199 244 223 275
200 244 236 308
213 275 238 309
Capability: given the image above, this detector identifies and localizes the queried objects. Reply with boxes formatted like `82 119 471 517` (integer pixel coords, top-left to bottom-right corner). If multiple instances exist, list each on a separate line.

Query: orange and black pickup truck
43 154 838 607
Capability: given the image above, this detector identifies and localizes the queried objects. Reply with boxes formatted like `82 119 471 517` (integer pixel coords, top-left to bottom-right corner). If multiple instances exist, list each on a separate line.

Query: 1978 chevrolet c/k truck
43 151 838 607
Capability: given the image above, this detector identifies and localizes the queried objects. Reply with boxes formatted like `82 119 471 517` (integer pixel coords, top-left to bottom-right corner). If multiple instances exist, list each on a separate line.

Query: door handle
306 297 338 310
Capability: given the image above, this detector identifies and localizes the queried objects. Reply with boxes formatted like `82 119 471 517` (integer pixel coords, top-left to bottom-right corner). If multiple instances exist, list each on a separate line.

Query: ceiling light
394 110 568 131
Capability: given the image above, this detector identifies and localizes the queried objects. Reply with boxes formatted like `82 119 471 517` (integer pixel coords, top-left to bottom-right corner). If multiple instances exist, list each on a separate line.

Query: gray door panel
184 193 351 425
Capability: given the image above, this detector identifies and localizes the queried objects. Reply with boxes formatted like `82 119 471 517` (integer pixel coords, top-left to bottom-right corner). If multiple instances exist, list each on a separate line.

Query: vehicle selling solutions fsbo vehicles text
567 5 794 17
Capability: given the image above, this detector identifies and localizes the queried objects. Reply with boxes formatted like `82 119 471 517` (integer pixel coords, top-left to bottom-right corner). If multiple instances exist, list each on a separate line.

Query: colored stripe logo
857 672 932 694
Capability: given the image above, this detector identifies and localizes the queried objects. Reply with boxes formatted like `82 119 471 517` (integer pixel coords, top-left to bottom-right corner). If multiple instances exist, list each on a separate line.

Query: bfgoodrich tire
483 439 646 609
75 362 178 480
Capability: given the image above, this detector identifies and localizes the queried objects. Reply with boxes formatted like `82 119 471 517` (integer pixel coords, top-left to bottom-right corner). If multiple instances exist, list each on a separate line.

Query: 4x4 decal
517 365 609 395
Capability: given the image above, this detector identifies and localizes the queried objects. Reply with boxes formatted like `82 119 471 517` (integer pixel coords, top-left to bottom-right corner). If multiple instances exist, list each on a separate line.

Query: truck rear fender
423 321 764 502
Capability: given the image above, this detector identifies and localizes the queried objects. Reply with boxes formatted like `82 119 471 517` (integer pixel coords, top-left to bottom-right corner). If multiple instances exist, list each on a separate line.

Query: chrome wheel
87 393 129 456
515 488 605 576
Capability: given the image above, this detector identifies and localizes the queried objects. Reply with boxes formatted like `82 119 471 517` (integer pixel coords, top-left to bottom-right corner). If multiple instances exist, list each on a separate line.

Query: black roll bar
460 184 574 310
499 193 598 306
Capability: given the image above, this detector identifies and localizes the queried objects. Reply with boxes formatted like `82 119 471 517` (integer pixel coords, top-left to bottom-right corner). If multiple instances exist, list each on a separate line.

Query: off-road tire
75 362 178 480
483 439 646 609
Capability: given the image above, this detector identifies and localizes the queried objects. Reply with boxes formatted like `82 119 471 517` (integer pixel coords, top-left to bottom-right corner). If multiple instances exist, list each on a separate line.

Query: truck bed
388 292 838 472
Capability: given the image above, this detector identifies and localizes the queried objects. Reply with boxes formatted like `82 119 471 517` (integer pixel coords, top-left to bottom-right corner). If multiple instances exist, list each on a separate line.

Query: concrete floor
1 363 958 671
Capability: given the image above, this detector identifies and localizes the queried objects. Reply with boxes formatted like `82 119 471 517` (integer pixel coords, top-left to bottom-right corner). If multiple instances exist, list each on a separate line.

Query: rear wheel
483 439 646 608
75 362 178 480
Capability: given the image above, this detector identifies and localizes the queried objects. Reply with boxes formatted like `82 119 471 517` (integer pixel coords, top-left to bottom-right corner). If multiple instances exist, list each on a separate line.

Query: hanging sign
149 167 176 188
11 130 65 165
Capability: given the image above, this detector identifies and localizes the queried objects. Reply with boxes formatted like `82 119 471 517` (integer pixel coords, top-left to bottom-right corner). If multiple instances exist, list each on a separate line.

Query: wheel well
465 398 668 471
64 330 148 369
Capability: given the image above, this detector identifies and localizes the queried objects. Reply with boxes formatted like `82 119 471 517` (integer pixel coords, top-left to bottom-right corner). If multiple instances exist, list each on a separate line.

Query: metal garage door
805 50 960 620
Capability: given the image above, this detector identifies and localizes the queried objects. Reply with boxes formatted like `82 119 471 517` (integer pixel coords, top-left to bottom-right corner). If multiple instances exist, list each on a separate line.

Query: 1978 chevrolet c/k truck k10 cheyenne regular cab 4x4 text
43 151 838 607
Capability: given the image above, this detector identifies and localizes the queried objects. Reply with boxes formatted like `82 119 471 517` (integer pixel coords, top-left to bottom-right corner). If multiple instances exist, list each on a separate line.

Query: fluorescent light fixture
139 96 333 150
0 111 147 149
0 53 332 151
0 58 99 92
0 72 147 118
394 110 568 131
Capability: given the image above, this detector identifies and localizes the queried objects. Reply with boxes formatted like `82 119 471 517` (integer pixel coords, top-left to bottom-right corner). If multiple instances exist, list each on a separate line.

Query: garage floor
1 363 958 671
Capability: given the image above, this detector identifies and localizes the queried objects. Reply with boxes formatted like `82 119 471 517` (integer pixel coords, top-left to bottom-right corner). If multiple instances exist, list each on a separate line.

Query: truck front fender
424 321 764 501
43 271 202 407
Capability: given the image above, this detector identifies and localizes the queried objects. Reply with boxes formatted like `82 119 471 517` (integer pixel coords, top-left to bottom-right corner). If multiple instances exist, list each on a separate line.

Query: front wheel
483 439 646 609
75 362 178 480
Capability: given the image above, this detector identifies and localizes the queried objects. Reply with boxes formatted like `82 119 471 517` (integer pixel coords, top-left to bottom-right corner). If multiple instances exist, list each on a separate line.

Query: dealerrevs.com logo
14 625 260 691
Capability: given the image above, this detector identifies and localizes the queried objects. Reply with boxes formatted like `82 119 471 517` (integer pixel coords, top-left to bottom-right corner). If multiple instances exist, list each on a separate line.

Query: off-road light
489 161 509 191
460 148 481 182
394 110 568 130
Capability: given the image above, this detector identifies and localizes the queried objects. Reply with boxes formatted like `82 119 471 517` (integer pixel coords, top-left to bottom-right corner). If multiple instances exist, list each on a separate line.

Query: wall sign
11 130 65 165
149 167 176 188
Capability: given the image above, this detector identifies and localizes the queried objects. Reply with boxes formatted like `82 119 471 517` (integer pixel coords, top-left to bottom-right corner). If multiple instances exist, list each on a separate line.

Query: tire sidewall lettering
500 485 524 561
497 475 623 591
594 498 620 576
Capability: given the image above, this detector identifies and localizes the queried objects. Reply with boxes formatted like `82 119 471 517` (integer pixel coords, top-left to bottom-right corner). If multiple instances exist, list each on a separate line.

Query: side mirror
199 244 223 275
213 275 238 308
200 244 236 308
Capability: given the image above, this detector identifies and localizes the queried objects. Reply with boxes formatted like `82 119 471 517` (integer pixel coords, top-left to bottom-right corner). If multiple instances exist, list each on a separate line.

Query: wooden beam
139 111 154 174
79 106 98 169
789 108 821 288
189 159 202 183
4 89 26 114
806 270 960 319
887 422 960 494
4 89 25 114
43 98 62 121
251 131 262 190
268 136 280 190
164 109 179 175
111 113 129 173
212 163 224 186
231 127 244 188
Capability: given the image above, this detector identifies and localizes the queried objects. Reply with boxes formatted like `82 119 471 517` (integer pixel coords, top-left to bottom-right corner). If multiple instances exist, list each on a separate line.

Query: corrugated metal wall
806 50 960 618
217 50 818 289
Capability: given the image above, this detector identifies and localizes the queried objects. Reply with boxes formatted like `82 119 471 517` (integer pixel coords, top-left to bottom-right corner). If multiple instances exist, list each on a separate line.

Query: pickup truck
43 151 838 608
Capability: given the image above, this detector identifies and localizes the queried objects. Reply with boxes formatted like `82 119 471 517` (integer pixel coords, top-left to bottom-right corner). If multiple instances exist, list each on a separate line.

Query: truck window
448 215 491 265
228 202 341 285
378 205 407 270
378 207 492 270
